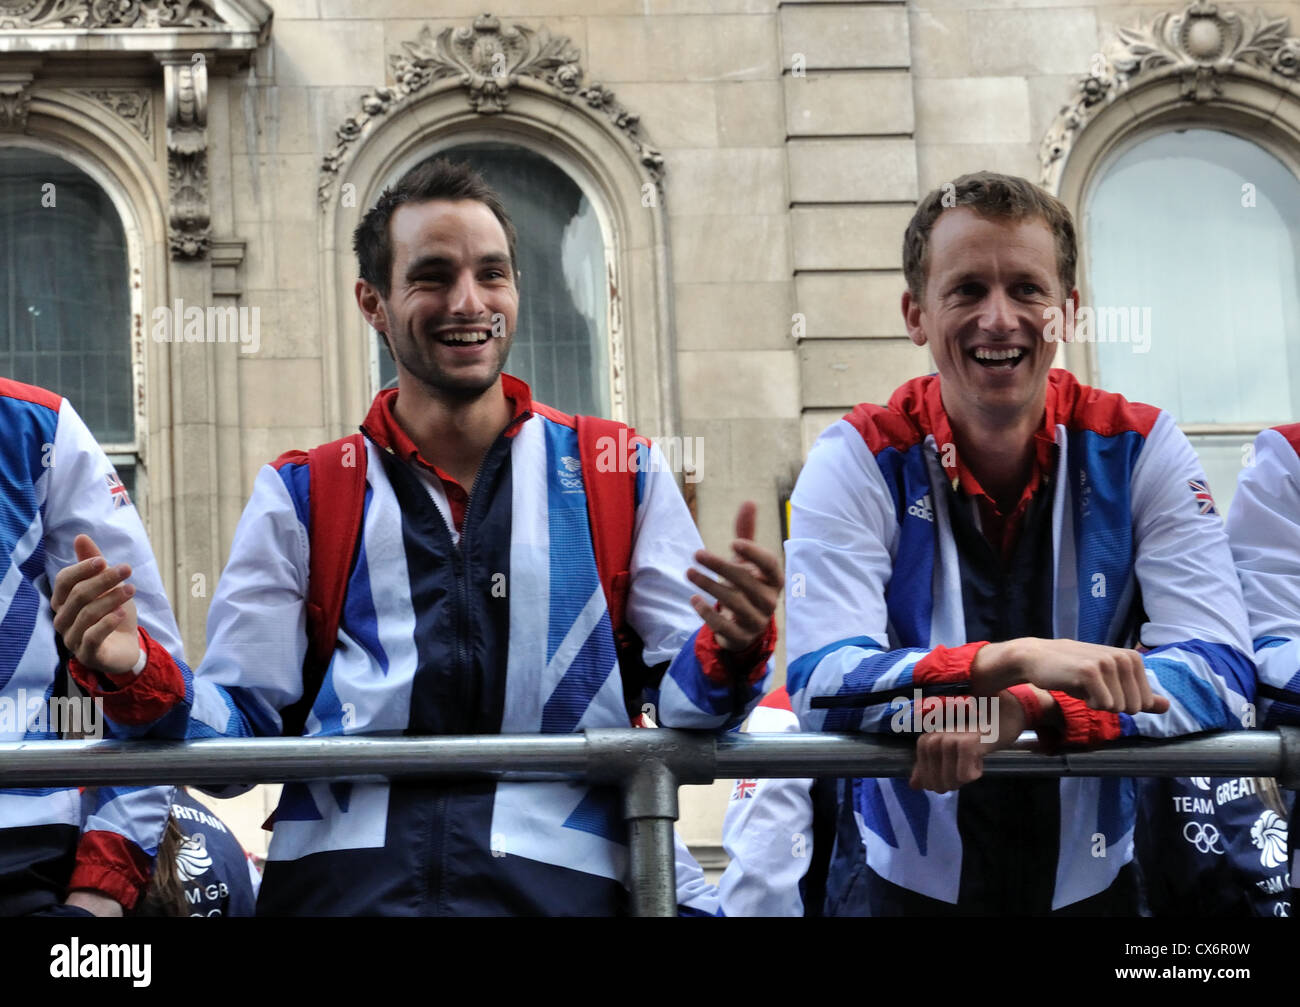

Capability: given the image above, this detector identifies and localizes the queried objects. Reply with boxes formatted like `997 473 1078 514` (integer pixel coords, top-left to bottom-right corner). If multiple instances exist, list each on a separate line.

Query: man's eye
1017 283 1042 296
955 283 984 297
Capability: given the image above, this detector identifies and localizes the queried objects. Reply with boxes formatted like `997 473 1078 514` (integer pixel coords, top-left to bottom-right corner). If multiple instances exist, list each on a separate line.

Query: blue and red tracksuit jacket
0 379 187 915
73 375 772 915
786 369 1256 912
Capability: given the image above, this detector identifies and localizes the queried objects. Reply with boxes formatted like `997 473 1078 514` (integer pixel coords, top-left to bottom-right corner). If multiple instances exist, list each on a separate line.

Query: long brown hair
134 816 188 917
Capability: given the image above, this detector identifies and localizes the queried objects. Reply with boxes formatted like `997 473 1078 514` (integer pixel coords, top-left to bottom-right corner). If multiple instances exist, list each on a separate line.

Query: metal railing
4 727 1298 916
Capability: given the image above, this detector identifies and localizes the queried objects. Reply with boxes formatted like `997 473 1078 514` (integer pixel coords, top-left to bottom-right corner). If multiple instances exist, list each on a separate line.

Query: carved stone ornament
0 0 223 30
0 73 34 131
75 88 151 139
163 59 209 259
1041 2 1300 187
318 13 664 205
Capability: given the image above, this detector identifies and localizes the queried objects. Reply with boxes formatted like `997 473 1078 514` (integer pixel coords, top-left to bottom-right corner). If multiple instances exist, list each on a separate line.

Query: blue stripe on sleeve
786 635 882 697
1146 657 1237 729
1143 638 1256 703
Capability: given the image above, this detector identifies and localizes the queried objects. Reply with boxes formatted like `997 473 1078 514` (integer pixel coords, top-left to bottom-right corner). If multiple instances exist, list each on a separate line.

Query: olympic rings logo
1182 821 1225 854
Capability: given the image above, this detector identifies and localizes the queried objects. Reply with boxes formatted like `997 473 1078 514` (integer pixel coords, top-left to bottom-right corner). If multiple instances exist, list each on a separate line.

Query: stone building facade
3 0 1297 876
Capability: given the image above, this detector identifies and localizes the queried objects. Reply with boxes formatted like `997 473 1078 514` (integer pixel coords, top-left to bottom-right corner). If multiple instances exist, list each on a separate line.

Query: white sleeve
625 442 707 667
1227 427 1300 726
626 441 770 730
784 420 936 732
41 399 179 875
718 703 814 917
1125 411 1255 737
43 398 185 669
673 833 720 916
189 463 312 738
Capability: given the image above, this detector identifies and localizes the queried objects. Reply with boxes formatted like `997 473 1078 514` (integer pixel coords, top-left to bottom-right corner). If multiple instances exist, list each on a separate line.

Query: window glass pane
1086 129 1300 426
377 144 610 417
0 148 133 443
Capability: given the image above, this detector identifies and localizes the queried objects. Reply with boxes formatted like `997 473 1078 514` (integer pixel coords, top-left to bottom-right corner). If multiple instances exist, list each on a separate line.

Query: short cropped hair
352 156 519 298
902 171 1077 300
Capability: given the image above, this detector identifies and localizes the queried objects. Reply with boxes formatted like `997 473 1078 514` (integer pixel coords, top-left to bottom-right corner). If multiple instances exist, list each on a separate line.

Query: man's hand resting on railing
909 690 1028 794
51 534 142 678
969 638 1170 715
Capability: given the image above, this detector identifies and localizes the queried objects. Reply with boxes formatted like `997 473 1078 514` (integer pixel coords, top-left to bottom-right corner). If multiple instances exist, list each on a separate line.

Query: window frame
0 136 147 505
1075 118 1300 505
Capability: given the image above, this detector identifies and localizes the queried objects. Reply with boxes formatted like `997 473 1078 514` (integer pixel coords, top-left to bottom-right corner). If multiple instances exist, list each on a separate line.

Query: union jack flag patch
732 778 757 801
1188 478 1217 517
106 471 132 510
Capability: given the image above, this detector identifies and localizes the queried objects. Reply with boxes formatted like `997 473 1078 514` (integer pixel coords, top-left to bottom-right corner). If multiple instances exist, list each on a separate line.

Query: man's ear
1062 287 1080 342
355 279 389 334
902 289 927 347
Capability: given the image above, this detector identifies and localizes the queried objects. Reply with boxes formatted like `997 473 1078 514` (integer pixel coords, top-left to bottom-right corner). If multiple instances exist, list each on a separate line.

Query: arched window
373 142 612 418
1084 127 1300 512
0 146 138 494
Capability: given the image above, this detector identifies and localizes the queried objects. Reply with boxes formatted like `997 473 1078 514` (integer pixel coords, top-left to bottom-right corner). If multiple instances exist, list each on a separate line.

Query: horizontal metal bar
0 730 1292 787
0 735 590 787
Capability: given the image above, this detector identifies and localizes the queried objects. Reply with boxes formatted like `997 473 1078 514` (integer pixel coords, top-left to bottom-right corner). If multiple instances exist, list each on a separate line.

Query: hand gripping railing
3 727 1298 917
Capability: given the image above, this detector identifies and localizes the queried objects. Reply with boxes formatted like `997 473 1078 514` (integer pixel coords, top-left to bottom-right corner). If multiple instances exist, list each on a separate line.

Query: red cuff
1006 684 1043 728
912 642 988 686
1044 691 1122 750
67 626 186 725
696 615 777 684
67 830 153 911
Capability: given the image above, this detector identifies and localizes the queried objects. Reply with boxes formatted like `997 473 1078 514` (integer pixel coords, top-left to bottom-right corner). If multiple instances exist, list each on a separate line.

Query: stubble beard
388 313 514 404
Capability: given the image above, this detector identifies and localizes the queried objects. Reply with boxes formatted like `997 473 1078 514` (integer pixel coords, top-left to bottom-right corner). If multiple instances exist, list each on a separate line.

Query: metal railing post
1278 726 1300 790
585 728 717 918
622 762 678 918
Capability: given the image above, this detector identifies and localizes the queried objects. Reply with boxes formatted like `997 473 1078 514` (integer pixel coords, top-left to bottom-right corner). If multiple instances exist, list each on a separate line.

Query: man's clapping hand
51 534 141 676
686 501 782 652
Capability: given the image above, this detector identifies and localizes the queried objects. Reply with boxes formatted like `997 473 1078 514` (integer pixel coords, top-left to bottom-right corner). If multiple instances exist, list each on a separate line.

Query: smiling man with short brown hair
786 171 1255 915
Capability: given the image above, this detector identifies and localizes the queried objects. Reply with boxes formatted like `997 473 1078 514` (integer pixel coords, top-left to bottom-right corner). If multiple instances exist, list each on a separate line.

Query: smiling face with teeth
902 206 1078 436
356 198 519 404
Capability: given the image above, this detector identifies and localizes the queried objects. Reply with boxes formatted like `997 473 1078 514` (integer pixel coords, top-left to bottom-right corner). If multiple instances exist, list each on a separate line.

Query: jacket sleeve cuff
67 830 153 911
68 626 186 725
1006 684 1044 727
912 642 988 686
695 615 777 685
1042 691 1123 751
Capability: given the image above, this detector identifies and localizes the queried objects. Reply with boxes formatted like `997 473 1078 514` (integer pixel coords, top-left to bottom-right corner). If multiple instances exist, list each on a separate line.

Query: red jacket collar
361 373 534 472
882 370 1060 507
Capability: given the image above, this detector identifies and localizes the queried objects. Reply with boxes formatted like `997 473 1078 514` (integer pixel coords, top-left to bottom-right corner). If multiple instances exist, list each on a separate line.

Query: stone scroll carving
1041 2 1300 187
317 13 664 206
0 0 223 30
163 59 209 259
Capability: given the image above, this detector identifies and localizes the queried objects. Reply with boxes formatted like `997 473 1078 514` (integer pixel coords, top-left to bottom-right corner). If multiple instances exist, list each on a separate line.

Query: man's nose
978 287 1018 335
448 271 486 317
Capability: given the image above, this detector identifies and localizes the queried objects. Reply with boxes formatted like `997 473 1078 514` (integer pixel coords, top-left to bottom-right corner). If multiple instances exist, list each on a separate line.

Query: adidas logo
906 494 934 522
